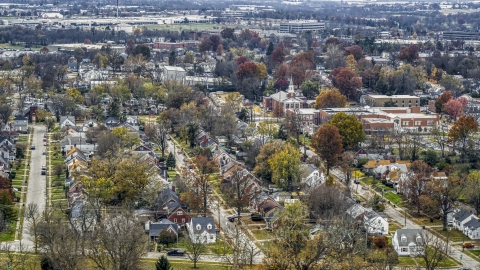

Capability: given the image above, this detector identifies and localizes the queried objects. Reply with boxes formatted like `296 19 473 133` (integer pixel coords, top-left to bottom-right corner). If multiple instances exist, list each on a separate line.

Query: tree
53 163 63 180
400 160 433 213
256 121 278 144
397 44 419 64
156 256 173 270
223 167 260 223
254 140 285 182
168 51 176 66
445 99 463 121
440 75 463 97
412 230 448 270
25 203 41 253
266 42 274 56
0 104 12 130
448 115 478 161
329 67 362 100
430 126 447 157
268 143 301 190
314 88 347 109
193 154 217 216
166 152 176 170
345 54 358 73
157 230 176 247
270 47 285 69
435 91 452 114
87 213 148 270
423 149 439 166
300 80 319 99
465 171 480 214
145 119 171 157
66 88 83 103
345 45 363 61
329 112 365 150
311 124 343 175
186 235 207 268
263 201 328 270
132 44 151 59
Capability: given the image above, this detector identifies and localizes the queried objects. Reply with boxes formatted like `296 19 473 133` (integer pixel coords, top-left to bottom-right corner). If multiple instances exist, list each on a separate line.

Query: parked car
251 213 263 221
42 151 46 155
228 215 241 222
463 242 475 249
362 186 369 190
30 145 35 150
183 157 188 162
167 249 185 256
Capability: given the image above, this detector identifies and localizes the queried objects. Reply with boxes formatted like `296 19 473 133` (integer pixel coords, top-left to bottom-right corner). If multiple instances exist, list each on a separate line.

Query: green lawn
250 229 273 240
168 170 177 179
0 220 17 241
142 259 232 270
384 192 404 206
416 255 459 267
397 256 416 266
431 227 466 242
469 250 480 257
361 177 377 185
17 135 28 142
208 239 233 255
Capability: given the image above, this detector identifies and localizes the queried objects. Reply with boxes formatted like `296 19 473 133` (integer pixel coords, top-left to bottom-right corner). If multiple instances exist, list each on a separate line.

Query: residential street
21 125 47 247
330 167 479 269
166 138 264 264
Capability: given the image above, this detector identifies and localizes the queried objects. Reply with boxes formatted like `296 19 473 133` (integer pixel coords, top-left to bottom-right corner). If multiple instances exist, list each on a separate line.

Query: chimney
172 185 176 192
74 144 76 148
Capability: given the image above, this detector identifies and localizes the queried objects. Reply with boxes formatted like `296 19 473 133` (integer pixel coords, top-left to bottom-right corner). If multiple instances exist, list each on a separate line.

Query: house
392 229 425 256
187 217 217 244
162 66 186 82
59 116 76 128
431 171 447 181
154 188 180 210
147 219 179 242
453 209 477 231
302 164 325 190
364 210 389 235
13 115 28 131
363 160 391 175
346 204 369 220
464 218 480 240
166 201 190 225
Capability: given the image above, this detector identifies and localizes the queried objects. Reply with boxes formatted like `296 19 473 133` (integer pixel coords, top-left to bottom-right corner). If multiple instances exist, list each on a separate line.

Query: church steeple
288 75 294 93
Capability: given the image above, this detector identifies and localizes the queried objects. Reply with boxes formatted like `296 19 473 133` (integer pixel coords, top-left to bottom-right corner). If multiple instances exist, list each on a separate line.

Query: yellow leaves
256 62 268 80
93 53 108 68
66 88 83 103
268 143 301 189
315 88 347 109
345 54 358 73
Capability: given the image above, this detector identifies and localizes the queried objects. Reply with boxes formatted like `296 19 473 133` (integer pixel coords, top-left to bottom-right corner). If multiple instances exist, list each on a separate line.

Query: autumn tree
329 112 365 150
222 167 260 222
315 88 347 109
412 230 449 270
268 142 301 190
193 154 218 216
186 234 207 269
400 160 433 213
270 47 285 69
145 119 171 157
435 90 452 114
263 201 328 270
311 124 343 175
289 50 315 86
448 115 478 161
465 171 480 214
440 75 463 97
397 44 419 64
445 99 463 121
422 174 467 231
430 126 447 157
345 54 358 73
344 45 363 61
254 140 285 182
329 67 362 100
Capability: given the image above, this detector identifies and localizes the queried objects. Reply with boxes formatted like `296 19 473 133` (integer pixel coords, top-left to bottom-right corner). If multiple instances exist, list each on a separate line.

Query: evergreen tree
156 256 172 270
15 147 24 159
166 152 176 170
266 42 274 56
169 51 176 66
107 101 120 118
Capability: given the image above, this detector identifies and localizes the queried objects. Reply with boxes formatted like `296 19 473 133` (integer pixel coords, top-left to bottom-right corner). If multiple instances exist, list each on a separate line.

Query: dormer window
196 224 201 231
207 224 212 230
401 235 407 242
416 236 422 243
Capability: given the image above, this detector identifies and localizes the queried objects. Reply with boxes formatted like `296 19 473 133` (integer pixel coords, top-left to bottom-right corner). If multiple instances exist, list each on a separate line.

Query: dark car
251 213 263 221
30 145 35 150
167 249 185 256
228 215 241 222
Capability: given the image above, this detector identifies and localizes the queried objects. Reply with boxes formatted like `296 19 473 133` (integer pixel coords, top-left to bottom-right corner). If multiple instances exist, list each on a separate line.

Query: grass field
430 227 466 242
397 256 416 266
383 192 404 206
250 229 273 241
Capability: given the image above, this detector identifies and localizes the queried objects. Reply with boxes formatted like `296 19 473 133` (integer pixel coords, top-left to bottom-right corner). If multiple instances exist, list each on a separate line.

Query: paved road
21 125 47 247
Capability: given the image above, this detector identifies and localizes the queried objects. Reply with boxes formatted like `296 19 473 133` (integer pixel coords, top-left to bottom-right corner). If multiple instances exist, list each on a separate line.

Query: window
401 236 407 242
207 224 212 230
427 120 434 126
196 225 201 231
210 235 214 239
415 121 421 126
402 121 409 126
174 218 177 223
177 211 183 215
401 248 408 252
182 218 185 223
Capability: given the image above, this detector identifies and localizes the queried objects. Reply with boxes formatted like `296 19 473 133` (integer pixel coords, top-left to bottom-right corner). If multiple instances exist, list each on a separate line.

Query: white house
302 164 325 190
453 209 477 231
364 211 389 235
187 217 217 244
59 116 76 128
463 218 480 240
392 229 425 256
13 115 28 131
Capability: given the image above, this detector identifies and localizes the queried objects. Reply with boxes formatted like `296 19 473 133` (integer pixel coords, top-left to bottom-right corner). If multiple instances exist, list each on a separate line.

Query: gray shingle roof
454 209 475 222
395 229 424 247
190 217 216 235
149 219 179 237
464 218 480 229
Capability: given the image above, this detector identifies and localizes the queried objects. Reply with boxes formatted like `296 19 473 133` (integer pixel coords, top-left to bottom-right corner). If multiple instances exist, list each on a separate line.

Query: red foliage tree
236 62 258 79
209 35 221 52
274 79 289 91
445 99 463 121
289 51 315 86
397 44 419 64
275 64 290 80
344 45 363 61
236 56 248 66
311 124 343 175
270 47 285 69
328 67 362 100
198 36 212 52
434 91 452 113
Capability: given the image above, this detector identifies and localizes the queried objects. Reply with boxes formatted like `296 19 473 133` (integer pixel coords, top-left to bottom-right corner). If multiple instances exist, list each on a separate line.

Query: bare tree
87 213 148 270
431 126 447 157
215 224 261 269
25 203 41 253
0 104 12 130
185 234 208 269
145 118 171 157
0 241 33 270
414 230 450 270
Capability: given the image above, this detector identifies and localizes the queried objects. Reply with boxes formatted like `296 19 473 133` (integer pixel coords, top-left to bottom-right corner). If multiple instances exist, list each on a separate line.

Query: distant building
443 31 479 41
161 66 186 82
279 20 325 33
361 94 420 108
13 115 28 131
263 78 307 115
